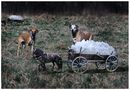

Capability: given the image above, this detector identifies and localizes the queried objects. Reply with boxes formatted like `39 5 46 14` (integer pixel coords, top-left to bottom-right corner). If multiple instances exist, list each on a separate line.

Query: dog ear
28 28 32 32
36 29 39 33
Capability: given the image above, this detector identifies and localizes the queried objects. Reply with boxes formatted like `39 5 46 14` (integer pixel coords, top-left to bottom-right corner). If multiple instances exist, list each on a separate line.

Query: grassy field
1 13 128 88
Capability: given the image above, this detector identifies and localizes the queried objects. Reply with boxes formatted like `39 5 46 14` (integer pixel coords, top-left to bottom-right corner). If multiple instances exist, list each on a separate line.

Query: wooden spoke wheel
105 55 118 72
72 56 88 74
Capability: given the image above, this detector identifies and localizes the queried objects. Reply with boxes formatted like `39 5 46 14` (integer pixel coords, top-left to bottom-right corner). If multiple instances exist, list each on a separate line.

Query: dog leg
21 46 24 56
38 64 43 72
28 41 33 57
25 44 29 59
41 63 46 71
30 45 33 55
52 61 55 70
55 59 62 70
17 43 20 56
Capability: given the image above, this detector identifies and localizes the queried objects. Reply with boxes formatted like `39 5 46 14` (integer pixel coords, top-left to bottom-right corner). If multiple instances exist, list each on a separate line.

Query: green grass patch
2 13 128 88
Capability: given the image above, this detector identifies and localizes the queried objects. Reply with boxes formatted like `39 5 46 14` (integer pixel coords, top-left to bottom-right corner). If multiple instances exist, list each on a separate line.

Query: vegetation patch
2 13 128 88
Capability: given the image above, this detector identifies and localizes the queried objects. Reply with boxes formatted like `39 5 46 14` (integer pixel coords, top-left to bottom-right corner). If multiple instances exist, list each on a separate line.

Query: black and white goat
69 24 93 43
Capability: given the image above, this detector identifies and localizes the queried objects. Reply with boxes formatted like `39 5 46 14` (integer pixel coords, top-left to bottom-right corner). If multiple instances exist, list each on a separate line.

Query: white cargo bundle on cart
71 40 117 55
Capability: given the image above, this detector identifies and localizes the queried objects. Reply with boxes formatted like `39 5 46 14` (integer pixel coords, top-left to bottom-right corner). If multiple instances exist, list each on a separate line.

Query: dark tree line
2 2 128 15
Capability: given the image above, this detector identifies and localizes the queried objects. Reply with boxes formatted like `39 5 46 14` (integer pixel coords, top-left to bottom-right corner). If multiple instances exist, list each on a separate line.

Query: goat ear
76 25 79 29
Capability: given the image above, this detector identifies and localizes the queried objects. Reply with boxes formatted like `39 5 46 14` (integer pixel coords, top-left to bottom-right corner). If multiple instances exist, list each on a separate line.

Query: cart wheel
96 62 105 70
105 55 118 72
72 56 88 74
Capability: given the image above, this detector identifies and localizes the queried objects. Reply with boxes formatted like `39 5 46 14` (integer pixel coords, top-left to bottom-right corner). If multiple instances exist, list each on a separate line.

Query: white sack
71 40 117 55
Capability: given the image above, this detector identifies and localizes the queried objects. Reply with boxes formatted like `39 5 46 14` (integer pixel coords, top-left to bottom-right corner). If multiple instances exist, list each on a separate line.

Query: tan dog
69 24 93 43
17 27 38 57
